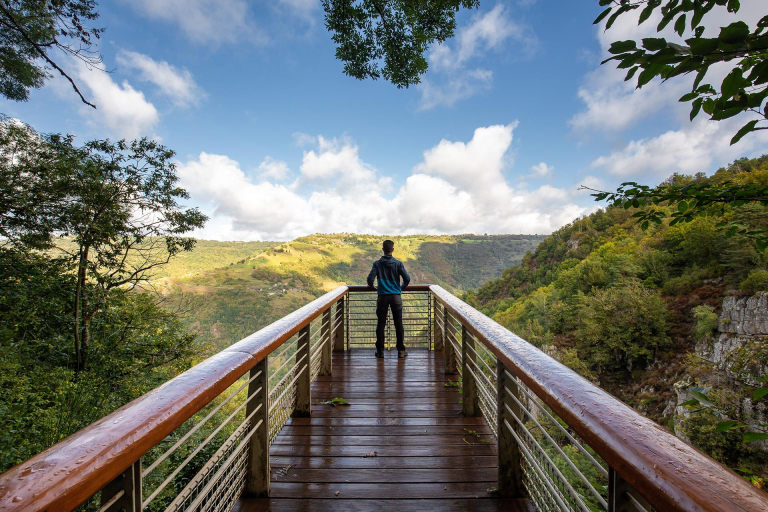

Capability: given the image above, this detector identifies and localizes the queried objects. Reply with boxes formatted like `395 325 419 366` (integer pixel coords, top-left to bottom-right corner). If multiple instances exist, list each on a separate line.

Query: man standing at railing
367 239 411 359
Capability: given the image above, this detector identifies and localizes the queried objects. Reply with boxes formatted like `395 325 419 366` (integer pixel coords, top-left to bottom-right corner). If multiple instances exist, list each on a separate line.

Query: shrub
692 305 719 340
663 266 709 295
740 269 768 295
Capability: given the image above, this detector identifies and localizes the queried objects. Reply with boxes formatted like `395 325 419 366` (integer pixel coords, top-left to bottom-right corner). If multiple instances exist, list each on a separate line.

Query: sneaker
375 351 384 359
398 350 408 358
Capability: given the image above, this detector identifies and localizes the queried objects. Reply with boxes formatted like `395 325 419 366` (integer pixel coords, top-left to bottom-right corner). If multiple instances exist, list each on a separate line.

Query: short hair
383 240 395 253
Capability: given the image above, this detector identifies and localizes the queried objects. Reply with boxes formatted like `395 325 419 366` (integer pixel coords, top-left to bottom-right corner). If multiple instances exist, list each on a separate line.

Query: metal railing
1 284 766 512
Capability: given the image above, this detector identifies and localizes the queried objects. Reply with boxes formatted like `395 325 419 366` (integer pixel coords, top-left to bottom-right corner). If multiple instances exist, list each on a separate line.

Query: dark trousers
376 294 405 352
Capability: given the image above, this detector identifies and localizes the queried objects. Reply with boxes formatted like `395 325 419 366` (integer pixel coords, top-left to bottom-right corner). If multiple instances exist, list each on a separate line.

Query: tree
322 0 479 88
0 0 104 106
596 0 768 145
0 119 207 370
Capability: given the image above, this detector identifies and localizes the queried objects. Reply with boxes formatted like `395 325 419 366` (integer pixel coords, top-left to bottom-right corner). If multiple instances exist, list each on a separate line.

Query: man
367 239 411 358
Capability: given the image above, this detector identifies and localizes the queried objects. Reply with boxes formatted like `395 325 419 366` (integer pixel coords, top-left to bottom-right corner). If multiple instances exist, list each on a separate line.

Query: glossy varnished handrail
0 286 348 512
429 284 768 512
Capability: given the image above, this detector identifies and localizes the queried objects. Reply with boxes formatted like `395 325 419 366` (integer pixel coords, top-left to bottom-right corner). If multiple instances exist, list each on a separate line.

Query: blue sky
2 0 767 240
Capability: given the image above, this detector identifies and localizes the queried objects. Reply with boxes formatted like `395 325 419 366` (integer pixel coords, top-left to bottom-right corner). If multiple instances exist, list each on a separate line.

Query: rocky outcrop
718 293 768 335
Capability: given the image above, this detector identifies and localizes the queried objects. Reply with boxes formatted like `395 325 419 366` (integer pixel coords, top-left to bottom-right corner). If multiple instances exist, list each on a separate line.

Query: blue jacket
367 255 410 295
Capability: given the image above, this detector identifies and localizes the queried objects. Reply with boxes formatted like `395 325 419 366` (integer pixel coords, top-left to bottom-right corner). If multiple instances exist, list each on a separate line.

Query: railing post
461 325 480 417
433 296 443 351
444 306 458 375
497 361 525 498
333 296 345 351
100 459 141 512
245 357 269 497
320 306 332 376
608 468 651 512
293 324 311 417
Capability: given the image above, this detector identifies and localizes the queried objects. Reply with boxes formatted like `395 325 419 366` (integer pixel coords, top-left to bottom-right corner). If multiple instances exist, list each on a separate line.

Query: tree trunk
74 246 89 372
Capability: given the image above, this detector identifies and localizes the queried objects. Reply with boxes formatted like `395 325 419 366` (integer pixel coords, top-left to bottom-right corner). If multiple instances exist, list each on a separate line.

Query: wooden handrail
430 284 768 512
0 286 348 512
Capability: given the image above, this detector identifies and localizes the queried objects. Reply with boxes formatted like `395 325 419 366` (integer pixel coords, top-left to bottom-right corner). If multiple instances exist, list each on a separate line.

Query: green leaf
679 399 699 407
319 397 350 406
678 201 689 213
754 387 768 401
731 120 759 145
719 21 749 45
687 37 719 55
716 420 747 432
639 4 655 24
594 7 612 25
691 390 716 408
674 14 687 36
721 69 745 99
726 0 740 13
637 67 659 88
690 97 703 120
743 432 768 443
609 40 638 54
643 38 668 51
625 66 639 81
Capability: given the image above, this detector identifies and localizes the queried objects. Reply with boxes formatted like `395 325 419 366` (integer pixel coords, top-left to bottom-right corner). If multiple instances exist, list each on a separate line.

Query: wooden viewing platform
2 285 767 512
237 349 531 511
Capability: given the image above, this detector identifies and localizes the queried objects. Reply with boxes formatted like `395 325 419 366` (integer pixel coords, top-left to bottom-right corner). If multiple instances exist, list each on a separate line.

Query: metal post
608 468 651 512
433 297 444 351
333 297 345 351
293 325 311 417
444 306 458 375
497 361 524 498
462 325 480 417
100 459 141 512
245 357 269 497
320 307 332 376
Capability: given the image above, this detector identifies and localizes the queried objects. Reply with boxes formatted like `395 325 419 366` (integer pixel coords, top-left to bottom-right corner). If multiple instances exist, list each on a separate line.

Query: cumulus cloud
178 125 588 241
126 0 266 45
528 162 553 179
419 5 537 110
116 50 204 108
74 63 158 139
258 157 291 181
591 116 768 179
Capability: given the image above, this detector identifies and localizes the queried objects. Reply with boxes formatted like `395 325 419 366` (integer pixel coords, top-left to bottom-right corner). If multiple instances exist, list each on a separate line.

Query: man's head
382 239 394 255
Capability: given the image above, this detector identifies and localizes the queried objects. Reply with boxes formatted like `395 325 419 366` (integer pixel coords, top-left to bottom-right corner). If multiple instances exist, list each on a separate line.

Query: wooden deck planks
237 349 531 511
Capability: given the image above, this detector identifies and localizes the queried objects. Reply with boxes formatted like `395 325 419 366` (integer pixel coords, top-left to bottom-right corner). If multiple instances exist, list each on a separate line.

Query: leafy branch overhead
322 0 479 88
0 0 105 107
595 0 768 144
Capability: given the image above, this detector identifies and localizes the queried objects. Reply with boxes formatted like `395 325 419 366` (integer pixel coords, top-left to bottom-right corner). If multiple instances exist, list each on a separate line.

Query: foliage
322 0 479 88
589 156 768 251
576 281 669 373
692 304 719 339
740 268 768 293
0 0 104 105
596 0 768 145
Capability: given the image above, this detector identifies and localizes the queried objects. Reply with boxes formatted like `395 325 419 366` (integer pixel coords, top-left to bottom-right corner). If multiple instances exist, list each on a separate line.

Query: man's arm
367 261 378 289
399 262 411 290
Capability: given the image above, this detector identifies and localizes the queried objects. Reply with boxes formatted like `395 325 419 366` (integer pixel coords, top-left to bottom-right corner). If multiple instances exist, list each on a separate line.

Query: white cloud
528 162 553 179
591 116 768 179
418 69 493 110
418 5 537 110
116 50 204 108
258 157 291 181
178 125 588 241
430 4 537 72
75 63 158 139
126 0 266 45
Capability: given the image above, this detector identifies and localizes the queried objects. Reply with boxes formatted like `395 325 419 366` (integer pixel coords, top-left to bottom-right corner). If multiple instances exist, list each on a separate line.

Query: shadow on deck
235 349 532 511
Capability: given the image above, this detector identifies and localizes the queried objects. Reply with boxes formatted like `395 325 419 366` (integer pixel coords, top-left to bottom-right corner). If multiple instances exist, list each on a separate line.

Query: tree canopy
0 0 104 106
322 0 479 88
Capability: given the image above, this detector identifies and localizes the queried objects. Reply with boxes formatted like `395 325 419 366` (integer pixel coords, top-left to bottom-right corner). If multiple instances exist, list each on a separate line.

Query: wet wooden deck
235 349 531 511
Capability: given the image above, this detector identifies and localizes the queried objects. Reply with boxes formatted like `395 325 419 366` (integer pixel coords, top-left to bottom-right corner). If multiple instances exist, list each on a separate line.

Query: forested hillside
160 233 544 350
466 156 768 485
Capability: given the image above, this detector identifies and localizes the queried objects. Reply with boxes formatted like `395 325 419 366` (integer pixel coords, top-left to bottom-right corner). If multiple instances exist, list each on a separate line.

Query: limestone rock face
718 293 768 335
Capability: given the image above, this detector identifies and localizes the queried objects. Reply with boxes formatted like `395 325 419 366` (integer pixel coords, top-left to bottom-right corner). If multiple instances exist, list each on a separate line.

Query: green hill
159 233 545 350
466 156 768 482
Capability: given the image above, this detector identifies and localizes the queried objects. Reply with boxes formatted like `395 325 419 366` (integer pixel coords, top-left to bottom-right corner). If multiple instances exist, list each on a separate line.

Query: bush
740 269 768 295
663 266 709 295
576 281 668 373
692 305 719 340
